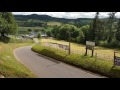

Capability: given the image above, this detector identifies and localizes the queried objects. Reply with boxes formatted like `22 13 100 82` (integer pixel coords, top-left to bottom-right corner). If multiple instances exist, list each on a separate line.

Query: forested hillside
14 14 93 27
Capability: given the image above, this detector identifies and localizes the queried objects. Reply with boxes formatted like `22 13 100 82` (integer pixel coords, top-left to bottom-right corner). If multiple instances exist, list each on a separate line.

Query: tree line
49 12 120 48
14 14 92 27
17 20 47 27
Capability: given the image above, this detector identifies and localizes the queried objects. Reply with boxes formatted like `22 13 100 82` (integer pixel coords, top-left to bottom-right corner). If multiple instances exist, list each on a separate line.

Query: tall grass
0 41 36 78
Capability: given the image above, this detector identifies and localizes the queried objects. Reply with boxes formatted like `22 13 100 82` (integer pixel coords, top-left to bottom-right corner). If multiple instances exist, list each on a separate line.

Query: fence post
85 46 87 56
114 52 116 66
91 47 94 57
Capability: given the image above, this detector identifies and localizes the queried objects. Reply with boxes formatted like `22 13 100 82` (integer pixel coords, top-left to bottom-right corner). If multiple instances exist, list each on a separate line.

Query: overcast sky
12 12 120 19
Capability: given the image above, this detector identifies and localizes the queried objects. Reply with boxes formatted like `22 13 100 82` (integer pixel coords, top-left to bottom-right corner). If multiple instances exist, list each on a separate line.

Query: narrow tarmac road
13 46 106 78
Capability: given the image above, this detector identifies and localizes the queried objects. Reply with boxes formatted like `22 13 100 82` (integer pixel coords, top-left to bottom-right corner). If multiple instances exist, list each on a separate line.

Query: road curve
13 46 106 78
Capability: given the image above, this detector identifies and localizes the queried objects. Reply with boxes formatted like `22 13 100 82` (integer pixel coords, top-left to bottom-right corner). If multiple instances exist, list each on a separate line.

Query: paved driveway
14 46 106 78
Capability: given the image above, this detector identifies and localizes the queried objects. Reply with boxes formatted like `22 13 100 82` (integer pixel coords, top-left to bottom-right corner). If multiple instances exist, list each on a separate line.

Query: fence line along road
42 42 114 62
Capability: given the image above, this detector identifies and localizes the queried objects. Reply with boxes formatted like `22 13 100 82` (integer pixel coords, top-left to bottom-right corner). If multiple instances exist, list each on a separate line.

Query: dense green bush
37 32 41 39
52 24 83 41
0 36 10 43
99 39 120 48
46 30 52 37
32 44 120 78
99 40 108 47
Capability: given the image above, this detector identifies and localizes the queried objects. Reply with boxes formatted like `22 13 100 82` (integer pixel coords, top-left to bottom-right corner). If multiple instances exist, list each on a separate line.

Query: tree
76 30 85 43
116 18 120 41
28 28 32 32
107 12 117 43
89 12 100 41
46 30 52 37
52 24 85 43
51 26 60 38
0 12 18 42
37 32 41 39
58 24 80 41
34 29 39 32
80 25 90 43
41 29 46 35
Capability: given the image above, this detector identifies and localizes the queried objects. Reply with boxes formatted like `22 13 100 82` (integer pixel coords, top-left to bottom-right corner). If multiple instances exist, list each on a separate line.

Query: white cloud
12 12 120 19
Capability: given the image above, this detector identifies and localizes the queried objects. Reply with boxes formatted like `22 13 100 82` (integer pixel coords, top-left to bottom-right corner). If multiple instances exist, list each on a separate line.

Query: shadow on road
35 53 61 64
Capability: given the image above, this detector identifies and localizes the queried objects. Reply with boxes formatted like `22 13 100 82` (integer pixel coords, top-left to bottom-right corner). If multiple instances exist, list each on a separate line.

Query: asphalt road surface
13 46 106 78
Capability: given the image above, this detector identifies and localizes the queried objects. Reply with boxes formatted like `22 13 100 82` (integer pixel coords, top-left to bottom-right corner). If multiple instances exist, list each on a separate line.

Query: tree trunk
1 32 5 37
0 32 7 43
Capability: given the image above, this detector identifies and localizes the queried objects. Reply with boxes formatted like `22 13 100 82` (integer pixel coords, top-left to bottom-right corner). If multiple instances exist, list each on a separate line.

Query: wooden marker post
91 46 94 57
114 52 116 66
85 46 88 56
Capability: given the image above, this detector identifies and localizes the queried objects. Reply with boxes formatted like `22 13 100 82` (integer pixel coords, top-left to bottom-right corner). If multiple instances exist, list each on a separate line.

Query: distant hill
14 14 93 22
14 14 93 27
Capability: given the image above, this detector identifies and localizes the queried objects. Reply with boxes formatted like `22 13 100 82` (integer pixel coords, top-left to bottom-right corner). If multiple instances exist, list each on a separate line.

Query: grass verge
32 44 120 78
0 42 36 78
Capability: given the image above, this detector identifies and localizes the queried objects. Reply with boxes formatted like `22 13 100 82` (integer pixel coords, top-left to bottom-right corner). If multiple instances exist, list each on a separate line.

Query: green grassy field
0 42 36 78
47 22 62 26
41 38 120 61
18 27 44 34
18 27 44 31
18 26 53 34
